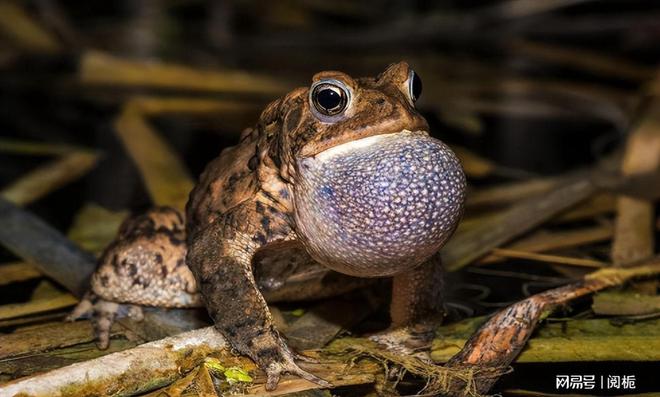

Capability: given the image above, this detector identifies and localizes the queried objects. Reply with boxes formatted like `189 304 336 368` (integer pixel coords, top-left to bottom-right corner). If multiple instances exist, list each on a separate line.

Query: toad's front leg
371 254 445 357
186 200 330 391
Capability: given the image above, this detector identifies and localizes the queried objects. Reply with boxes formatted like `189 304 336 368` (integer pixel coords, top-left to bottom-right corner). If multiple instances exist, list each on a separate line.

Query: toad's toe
66 293 147 350
264 358 331 391
369 323 437 362
65 292 96 321
126 304 144 321
93 300 119 349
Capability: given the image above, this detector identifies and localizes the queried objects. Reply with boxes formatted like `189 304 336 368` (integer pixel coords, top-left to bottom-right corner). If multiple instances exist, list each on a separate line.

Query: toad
68 62 466 390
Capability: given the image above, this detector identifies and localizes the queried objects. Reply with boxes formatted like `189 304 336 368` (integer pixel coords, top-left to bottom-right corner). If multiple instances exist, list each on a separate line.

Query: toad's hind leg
67 207 202 348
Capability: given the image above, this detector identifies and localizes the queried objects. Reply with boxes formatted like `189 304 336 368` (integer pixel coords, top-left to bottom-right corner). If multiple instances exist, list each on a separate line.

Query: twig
479 224 613 264
0 326 381 397
443 171 597 271
444 256 660 395
1 150 99 206
0 198 96 297
592 291 660 316
0 262 41 286
0 293 76 321
612 97 660 266
113 96 259 210
611 92 660 296
80 51 290 95
432 317 660 363
466 177 559 208
0 2 60 54
509 38 654 82
482 0 595 20
0 327 230 397
114 100 194 211
486 248 606 268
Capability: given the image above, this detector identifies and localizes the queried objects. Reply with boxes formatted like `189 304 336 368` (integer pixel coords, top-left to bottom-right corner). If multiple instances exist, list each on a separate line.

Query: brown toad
68 62 466 390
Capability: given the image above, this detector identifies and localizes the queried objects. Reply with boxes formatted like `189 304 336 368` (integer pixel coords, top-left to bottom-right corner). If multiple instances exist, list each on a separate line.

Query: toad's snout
294 130 466 277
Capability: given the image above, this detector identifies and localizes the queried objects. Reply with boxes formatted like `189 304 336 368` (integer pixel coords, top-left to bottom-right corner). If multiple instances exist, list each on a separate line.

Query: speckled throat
294 130 466 277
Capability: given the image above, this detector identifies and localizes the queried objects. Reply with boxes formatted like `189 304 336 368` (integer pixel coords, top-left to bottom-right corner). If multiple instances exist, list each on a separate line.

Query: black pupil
317 88 341 111
411 71 422 101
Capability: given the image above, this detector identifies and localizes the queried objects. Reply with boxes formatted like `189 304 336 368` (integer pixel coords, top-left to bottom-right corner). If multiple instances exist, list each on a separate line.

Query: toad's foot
368 322 438 362
66 292 144 349
247 332 331 391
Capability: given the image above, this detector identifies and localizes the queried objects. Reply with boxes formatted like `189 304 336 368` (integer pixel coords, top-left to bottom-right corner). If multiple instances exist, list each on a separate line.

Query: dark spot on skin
279 189 289 199
286 108 302 133
255 201 265 215
222 211 236 229
156 226 170 234
128 263 138 276
256 347 281 361
320 185 334 197
375 98 385 105
230 316 259 332
127 216 157 237
269 140 283 169
252 233 267 245
176 259 185 268
199 275 216 289
245 327 270 348
132 276 150 288
261 217 271 232
161 265 168 277
99 275 109 287
169 236 184 246
227 172 245 188
155 253 163 264
224 326 238 338
111 254 120 271
248 155 259 171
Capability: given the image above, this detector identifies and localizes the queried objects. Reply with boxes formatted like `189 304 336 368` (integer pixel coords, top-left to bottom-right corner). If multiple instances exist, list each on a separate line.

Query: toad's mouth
311 131 416 162
293 130 466 278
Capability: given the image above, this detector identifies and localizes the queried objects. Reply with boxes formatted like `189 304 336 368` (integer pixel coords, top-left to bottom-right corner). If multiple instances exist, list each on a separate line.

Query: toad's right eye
310 81 349 116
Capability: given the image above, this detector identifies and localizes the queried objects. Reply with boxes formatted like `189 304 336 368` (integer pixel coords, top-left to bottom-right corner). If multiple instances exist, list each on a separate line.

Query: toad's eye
310 81 349 116
409 70 422 103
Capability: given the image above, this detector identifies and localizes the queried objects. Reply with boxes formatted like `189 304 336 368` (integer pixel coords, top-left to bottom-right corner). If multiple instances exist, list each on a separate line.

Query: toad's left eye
408 70 422 103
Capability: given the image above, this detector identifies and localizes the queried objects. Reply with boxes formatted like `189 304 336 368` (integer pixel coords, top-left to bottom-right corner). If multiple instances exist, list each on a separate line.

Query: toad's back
185 129 260 233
